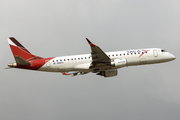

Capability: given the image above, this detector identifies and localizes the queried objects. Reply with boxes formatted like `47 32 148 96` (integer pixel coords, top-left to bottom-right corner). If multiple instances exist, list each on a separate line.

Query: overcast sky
0 0 180 120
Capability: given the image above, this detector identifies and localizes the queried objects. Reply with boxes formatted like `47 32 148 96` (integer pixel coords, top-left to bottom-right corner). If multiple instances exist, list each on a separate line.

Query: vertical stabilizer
7 37 43 61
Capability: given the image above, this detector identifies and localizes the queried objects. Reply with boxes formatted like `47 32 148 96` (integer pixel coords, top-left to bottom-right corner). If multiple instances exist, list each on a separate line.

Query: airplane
7 37 176 77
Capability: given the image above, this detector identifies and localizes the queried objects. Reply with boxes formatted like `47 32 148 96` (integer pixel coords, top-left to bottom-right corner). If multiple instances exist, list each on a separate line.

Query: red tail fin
7 37 43 61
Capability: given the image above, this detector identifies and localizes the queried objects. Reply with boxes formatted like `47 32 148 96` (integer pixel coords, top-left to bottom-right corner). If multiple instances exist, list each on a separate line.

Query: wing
86 38 111 68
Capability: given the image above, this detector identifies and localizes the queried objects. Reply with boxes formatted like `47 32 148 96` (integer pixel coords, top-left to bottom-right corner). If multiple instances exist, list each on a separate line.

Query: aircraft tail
7 37 43 62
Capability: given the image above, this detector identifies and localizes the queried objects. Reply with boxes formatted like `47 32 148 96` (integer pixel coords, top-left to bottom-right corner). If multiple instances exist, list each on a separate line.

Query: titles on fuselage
126 50 142 54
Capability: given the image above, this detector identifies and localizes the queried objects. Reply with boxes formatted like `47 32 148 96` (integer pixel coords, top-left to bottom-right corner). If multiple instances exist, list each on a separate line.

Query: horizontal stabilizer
15 56 30 66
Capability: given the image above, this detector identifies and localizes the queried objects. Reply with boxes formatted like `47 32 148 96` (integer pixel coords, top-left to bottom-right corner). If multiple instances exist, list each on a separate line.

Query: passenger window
68 59 69 61
64 59 66 61
78 58 80 60
120 54 121 56
116 54 118 56
71 58 73 60
74 58 76 60
56 60 58 62
81 58 83 59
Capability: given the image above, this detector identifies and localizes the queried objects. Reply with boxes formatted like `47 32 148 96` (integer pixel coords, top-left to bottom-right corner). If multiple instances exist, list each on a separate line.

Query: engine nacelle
111 58 127 68
97 69 118 77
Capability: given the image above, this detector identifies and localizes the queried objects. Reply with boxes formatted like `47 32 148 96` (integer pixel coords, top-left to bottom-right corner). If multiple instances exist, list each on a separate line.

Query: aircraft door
153 50 158 57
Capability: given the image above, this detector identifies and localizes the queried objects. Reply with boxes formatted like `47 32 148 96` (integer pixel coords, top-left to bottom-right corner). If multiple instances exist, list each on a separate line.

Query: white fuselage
7 37 176 77
38 48 175 72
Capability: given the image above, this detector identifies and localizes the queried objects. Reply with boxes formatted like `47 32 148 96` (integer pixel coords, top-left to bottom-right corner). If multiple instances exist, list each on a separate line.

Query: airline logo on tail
8 37 44 62
7 37 53 69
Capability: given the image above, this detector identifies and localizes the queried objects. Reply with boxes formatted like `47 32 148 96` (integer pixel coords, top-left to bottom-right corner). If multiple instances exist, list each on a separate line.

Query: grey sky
0 0 180 120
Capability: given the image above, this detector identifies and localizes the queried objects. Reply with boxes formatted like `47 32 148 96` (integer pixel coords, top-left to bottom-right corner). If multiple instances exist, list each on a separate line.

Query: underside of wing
62 72 89 77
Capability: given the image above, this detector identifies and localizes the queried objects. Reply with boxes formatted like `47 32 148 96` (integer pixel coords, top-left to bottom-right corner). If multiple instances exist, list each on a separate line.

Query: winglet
86 38 96 47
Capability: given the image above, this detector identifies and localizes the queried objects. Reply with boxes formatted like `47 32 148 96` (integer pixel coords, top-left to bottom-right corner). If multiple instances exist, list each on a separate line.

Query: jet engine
97 69 118 77
111 58 127 68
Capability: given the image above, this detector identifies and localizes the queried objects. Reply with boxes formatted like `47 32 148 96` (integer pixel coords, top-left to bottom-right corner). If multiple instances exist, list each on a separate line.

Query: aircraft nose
171 54 176 60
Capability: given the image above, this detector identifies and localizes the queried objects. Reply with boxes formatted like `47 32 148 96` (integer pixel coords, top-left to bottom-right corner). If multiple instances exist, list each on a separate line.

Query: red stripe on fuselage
16 57 54 70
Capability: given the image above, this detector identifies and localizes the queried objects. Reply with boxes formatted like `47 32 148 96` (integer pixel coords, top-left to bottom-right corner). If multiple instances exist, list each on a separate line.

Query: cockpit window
161 50 167 52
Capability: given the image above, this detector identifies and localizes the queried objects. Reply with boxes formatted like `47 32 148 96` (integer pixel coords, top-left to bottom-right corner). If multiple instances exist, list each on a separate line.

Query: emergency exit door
153 50 158 57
